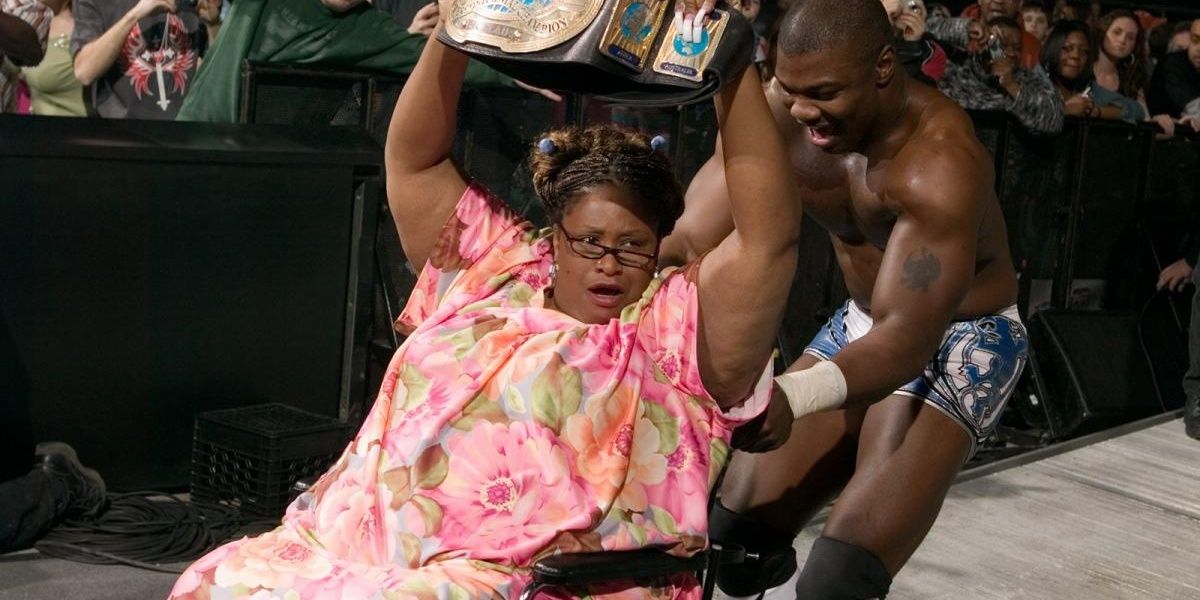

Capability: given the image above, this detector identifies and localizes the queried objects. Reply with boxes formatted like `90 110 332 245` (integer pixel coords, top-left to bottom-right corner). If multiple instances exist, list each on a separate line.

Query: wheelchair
520 542 752 600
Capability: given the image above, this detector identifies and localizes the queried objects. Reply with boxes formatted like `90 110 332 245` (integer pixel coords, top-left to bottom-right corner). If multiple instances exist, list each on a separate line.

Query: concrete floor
2 419 1197 600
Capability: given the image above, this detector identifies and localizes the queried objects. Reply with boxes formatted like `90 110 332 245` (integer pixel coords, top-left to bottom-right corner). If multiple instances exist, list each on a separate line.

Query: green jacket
177 0 512 123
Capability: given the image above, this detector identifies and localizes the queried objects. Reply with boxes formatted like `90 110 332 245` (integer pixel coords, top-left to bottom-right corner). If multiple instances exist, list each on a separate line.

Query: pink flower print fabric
170 183 771 600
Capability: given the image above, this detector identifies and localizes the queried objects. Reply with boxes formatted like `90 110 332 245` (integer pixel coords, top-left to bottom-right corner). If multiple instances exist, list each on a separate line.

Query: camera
985 33 1007 63
181 0 198 7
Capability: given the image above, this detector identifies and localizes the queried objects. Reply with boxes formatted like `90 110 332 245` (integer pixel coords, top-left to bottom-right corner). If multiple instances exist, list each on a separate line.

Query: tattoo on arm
901 247 942 291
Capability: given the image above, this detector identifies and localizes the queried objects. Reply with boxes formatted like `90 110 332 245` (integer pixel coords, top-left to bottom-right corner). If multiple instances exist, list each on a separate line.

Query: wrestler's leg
714 354 867 595
794 394 970 598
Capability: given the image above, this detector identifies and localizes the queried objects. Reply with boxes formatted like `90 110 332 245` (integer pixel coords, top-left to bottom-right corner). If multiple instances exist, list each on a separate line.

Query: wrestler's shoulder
909 91 987 158
895 95 989 176
885 95 993 211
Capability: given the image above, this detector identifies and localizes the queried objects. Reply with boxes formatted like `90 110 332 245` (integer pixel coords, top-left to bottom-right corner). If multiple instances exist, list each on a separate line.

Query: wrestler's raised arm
694 66 802 406
384 25 470 270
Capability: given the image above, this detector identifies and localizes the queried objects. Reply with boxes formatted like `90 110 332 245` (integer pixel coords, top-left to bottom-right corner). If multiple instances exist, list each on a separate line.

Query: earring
549 263 558 281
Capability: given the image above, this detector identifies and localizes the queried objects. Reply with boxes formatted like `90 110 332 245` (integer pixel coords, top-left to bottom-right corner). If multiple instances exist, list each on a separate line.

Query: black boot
35 442 107 518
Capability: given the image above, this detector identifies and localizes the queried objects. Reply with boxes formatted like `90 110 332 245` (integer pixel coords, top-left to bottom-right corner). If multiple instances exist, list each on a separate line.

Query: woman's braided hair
529 125 685 238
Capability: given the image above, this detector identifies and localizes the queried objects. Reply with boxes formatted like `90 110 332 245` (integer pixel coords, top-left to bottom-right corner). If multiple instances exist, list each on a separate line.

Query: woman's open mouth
586 283 626 308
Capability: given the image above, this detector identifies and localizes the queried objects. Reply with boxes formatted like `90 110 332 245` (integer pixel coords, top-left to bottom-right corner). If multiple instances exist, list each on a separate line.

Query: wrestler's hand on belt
730 383 794 453
675 0 717 43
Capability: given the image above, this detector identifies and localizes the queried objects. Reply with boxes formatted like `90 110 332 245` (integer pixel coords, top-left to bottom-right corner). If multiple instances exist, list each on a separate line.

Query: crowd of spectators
2 0 1199 312
1 0 1199 136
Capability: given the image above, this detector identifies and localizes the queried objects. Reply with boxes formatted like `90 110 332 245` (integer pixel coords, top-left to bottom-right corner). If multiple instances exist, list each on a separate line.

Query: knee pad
709 501 798 597
794 537 892 600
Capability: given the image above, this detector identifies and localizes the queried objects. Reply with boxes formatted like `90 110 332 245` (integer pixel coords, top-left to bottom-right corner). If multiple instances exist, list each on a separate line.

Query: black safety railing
237 60 1199 359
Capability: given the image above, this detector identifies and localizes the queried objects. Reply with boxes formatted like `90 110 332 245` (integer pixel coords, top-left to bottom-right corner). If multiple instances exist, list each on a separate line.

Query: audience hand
967 19 985 44
130 0 176 20
408 2 439 37
1157 258 1194 292
1151 114 1176 137
895 11 925 42
988 56 1019 97
1180 116 1200 134
730 383 794 454
1063 94 1095 118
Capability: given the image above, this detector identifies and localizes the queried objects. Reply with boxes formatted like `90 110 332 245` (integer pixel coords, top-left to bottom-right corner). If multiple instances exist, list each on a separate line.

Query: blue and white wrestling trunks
805 301 1028 454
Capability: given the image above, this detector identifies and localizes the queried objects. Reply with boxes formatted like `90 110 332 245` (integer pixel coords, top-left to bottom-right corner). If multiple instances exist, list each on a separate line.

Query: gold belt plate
444 0 607 54
652 8 729 82
598 0 670 72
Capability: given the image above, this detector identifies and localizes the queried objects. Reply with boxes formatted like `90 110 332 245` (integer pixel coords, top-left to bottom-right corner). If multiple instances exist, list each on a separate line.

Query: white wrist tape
773 360 848 420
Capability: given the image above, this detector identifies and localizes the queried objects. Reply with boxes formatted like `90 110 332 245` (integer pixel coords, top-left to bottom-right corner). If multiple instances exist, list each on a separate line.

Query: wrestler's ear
874 45 896 88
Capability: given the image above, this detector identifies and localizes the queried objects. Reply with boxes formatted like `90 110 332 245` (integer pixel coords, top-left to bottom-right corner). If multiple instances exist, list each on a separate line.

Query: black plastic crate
191 403 350 517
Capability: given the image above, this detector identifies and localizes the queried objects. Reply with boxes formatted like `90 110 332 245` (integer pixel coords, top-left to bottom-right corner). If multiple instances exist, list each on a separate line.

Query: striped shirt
938 58 1065 135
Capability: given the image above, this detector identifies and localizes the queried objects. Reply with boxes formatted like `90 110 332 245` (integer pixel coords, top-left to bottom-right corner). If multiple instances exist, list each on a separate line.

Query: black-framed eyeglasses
558 227 658 269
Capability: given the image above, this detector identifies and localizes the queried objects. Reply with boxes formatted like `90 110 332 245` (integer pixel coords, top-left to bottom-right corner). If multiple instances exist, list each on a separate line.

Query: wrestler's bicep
869 162 983 340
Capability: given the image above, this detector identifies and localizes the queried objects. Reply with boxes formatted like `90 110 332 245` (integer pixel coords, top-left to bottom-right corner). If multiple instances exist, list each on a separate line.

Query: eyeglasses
558 227 658 269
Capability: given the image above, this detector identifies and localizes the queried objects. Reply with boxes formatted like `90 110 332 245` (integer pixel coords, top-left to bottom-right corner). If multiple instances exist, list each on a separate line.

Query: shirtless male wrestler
663 0 1029 597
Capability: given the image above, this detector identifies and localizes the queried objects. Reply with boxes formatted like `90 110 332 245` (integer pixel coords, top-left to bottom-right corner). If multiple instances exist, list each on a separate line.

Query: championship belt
437 0 754 106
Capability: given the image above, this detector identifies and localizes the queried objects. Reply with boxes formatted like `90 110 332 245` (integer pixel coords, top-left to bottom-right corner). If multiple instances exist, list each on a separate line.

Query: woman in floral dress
169 12 800 600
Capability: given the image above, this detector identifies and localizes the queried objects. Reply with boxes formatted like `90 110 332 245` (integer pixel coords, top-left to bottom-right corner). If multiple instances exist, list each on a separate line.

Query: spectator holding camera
1041 20 1143 123
927 0 1041 70
882 0 948 85
939 16 1063 135
71 0 212 119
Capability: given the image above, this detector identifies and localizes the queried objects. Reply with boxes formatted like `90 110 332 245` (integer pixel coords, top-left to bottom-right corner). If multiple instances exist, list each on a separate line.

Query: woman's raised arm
694 66 802 407
385 25 470 270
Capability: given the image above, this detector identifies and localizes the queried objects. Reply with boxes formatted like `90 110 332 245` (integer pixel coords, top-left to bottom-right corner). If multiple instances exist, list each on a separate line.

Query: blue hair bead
537 137 557 154
650 135 668 152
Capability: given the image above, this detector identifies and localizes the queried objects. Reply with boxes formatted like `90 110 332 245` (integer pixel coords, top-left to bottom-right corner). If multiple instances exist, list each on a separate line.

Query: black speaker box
1025 309 1177 439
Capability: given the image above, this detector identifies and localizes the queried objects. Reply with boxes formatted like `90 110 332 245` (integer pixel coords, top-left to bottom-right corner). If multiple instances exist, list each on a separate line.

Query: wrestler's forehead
775 50 860 89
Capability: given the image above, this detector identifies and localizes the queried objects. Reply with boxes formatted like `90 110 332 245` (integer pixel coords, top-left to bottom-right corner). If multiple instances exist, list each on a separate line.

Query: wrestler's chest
799 179 895 248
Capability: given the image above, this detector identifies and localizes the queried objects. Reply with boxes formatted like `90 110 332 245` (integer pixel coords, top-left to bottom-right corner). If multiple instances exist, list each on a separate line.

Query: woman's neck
1092 52 1120 91
49 6 73 36
1054 80 1072 100
1094 50 1120 73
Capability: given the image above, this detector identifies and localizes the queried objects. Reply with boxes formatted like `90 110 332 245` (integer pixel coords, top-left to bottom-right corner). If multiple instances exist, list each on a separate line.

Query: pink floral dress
169 184 771 600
